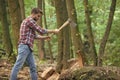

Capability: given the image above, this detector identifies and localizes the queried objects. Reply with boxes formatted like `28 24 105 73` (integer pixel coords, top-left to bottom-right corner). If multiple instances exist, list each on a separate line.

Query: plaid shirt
18 17 47 50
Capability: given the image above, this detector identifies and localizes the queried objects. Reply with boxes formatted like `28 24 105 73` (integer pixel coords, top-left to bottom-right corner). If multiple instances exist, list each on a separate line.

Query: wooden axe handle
58 19 71 31
49 19 71 37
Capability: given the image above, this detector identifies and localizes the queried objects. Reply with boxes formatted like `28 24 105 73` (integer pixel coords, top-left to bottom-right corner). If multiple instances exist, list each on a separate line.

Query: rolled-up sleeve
27 18 48 34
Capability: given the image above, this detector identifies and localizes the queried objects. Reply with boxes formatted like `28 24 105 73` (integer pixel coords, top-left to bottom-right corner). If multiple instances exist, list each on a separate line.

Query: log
41 67 55 80
76 50 84 67
47 72 59 80
58 67 120 80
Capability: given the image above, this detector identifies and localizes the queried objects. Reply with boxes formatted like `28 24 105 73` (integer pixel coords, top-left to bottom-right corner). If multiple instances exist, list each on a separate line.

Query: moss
59 67 120 80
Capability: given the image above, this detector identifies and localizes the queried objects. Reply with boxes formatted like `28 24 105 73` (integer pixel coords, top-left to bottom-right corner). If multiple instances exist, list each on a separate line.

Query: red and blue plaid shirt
18 17 47 50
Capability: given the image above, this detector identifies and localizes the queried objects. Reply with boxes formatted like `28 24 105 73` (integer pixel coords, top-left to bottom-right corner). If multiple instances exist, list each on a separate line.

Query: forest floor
0 58 120 80
0 58 56 80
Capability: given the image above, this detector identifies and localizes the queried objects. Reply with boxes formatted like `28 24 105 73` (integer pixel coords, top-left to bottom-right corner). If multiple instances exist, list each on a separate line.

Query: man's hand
53 29 59 34
36 35 51 40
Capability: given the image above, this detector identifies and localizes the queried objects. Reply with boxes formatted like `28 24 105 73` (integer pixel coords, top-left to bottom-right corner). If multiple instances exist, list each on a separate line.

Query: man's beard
33 18 37 21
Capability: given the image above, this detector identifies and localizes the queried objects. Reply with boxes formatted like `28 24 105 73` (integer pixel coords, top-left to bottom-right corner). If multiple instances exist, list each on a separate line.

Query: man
10 8 59 80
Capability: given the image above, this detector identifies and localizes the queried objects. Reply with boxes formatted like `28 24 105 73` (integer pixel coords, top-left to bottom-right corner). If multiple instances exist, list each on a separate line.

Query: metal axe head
68 18 77 27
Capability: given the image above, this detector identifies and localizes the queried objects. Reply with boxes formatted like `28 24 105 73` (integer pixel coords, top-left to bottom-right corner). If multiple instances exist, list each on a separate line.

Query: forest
0 0 120 80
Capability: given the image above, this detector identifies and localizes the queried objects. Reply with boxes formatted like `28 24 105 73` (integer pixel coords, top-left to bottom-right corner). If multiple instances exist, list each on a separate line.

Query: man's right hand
53 29 59 34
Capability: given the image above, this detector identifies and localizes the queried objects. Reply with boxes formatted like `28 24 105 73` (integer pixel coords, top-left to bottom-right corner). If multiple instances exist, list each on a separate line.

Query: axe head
68 18 77 27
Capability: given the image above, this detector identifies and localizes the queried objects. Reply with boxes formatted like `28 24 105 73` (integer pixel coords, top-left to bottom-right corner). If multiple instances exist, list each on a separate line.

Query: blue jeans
10 44 37 80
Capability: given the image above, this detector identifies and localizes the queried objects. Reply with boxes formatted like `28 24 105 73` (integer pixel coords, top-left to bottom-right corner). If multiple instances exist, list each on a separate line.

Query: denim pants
10 44 37 80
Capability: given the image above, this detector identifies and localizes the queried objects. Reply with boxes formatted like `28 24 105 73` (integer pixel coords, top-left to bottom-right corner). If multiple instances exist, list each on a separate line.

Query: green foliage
74 0 85 33
24 0 37 16
75 0 120 66
44 1 58 57
104 10 120 66
44 1 57 30
91 0 120 66
0 0 119 66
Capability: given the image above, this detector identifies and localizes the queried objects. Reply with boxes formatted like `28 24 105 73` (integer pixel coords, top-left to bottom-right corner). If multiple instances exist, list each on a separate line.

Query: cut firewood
47 72 60 80
41 67 55 80
70 62 81 71
76 50 84 67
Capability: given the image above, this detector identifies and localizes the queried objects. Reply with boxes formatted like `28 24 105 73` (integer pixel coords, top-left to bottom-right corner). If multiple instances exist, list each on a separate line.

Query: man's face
33 13 42 21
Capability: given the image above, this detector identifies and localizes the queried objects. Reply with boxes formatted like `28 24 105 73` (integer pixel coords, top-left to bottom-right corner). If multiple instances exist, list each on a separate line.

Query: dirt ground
0 59 120 80
0 59 56 80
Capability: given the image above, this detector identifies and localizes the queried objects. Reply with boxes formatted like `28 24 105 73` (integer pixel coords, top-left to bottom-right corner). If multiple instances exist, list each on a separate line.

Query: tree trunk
0 0 13 56
55 0 70 73
83 0 97 66
19 0 25 20
7 0 22 50
98 0 116 66
62 1 70 70
43 0 54 62
66 0 85 65
37 0 45 59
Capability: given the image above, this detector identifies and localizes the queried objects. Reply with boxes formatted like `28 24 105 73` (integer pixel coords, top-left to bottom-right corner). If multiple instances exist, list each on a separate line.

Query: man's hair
31 8 43 14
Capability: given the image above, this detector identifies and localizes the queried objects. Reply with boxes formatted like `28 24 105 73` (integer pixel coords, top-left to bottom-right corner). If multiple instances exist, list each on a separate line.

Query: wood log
41 67 55 80
47 72 59 80
76 50 84 67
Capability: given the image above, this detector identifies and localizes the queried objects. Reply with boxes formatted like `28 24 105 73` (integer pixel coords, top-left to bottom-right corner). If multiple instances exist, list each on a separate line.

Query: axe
50 18 77 37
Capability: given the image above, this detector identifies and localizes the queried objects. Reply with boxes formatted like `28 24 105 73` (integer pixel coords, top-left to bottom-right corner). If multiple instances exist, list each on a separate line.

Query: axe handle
58 20 70 31
50 19 71 37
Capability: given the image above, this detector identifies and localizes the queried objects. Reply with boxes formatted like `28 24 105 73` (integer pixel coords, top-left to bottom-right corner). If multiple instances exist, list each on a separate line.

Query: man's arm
27 18 47 34
27 18 59 34
35 35 50 40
